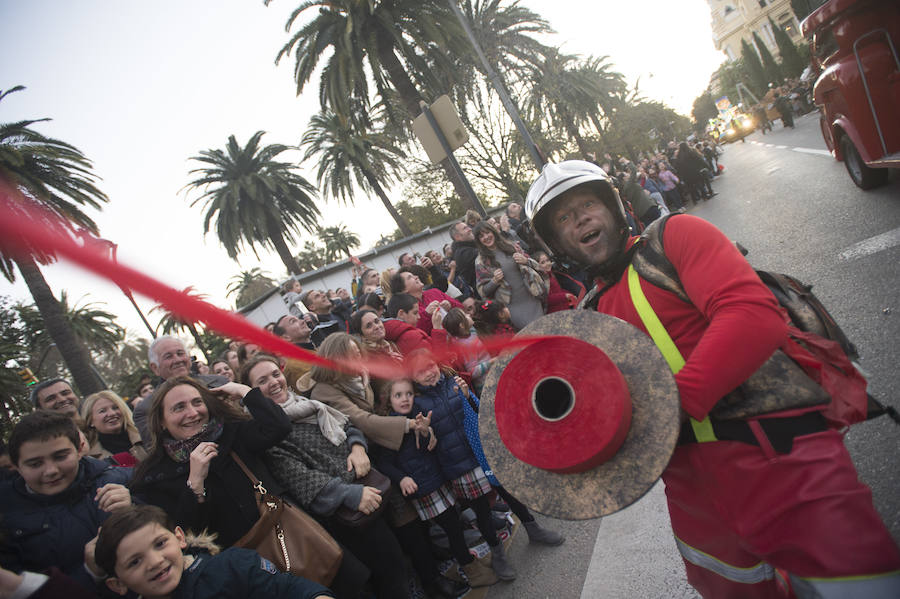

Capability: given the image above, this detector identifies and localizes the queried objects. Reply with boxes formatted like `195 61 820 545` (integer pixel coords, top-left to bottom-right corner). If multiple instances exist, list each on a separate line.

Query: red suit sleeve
663 217 788 419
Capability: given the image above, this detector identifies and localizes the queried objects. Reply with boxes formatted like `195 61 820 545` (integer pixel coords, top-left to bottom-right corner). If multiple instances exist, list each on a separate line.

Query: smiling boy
0 411 132 592
96 505 333 599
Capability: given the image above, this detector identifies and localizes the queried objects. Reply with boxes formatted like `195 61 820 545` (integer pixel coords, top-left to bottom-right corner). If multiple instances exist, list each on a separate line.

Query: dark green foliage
790 0 825 22
741 38 769 95
185 131 320 275
752 32 783 87
227 268 275 310
770 17 808 78
0 86 110 395
692 92 720 131
294 241 329 273
319 225 361 262
300 110 413 236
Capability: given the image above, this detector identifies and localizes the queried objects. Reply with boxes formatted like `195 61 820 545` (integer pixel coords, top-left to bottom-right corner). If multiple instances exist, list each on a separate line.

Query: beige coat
296 372 407 450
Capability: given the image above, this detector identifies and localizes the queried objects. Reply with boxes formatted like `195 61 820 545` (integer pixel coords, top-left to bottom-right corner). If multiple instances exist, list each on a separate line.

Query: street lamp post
446 0 547 171
84 232 156 338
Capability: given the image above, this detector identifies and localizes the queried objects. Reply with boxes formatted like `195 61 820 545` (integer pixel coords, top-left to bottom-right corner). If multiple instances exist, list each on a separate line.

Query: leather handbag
333 467 392 527
230 452 342 585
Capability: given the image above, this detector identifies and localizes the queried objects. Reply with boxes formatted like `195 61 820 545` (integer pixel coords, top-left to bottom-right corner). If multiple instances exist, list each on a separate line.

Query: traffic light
17 368 38 386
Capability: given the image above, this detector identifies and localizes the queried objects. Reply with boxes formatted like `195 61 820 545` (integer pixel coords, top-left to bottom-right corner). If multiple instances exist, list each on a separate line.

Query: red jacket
593 215 787 420
546 273 572 313
383 318 447 356
415 288 463 336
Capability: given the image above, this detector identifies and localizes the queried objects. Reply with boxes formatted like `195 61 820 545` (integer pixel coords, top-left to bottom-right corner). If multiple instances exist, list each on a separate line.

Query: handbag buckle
254 481 268 495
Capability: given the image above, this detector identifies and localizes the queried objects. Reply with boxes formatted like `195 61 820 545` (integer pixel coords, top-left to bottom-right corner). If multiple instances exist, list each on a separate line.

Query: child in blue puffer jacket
375 378 495 589
408 353 517 583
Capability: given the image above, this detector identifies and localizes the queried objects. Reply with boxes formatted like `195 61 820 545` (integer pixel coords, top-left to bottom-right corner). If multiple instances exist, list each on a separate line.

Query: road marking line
792 147 832 156
839 227 900 260
775 145 788 149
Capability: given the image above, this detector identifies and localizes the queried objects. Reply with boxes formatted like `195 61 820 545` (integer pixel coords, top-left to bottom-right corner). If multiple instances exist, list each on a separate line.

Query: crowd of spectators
0 132 725 599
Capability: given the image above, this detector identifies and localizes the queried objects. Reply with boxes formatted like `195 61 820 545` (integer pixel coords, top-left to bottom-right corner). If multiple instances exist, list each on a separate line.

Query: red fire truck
802 0 900 189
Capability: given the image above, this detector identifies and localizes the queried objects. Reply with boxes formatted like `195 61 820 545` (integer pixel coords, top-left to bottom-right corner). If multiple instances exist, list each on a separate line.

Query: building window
758 0 767 7
778 13 799 37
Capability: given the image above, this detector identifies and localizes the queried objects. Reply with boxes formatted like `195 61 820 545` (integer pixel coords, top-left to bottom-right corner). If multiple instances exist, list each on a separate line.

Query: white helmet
525 160 627 248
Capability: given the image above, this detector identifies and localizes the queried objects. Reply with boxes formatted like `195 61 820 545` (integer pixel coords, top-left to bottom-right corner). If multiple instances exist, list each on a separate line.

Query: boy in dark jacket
0 411 133 593
95 505 333 599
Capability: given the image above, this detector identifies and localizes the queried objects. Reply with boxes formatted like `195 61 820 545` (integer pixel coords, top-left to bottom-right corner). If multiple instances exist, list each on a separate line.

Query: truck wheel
840 135 889 190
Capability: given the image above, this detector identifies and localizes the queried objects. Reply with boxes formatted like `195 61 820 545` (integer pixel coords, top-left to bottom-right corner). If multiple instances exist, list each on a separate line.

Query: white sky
0 0 724 341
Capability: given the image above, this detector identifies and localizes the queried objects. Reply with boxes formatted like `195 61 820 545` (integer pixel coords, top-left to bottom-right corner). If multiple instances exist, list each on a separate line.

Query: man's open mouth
581 231 601 244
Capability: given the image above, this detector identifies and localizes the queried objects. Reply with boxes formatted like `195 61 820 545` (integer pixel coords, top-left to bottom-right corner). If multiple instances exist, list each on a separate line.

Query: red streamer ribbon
0 187 546 380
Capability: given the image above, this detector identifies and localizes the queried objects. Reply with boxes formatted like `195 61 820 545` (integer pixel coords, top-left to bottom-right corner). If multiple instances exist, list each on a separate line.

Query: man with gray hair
132 335 226 446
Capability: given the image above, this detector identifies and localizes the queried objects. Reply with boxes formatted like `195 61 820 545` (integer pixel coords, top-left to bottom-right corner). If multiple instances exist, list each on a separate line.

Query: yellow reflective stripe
627 264 717 443
690 416 717 443
627 265 685 374
674 535 775 584
790 570 900 599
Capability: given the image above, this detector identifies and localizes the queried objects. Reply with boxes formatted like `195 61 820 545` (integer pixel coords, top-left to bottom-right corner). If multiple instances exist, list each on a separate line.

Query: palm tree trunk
376 39 482 215
268 222 303 275
363 169 414 236
15 255 104 395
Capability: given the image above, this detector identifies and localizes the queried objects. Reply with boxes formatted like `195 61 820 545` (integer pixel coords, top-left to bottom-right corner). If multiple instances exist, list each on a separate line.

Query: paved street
484 112 900 599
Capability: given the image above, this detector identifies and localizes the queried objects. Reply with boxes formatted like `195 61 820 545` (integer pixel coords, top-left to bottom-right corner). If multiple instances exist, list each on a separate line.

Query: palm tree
185 131 320 275
577 56 628 138
270 0 490 212
0 86 109 394
294 240 328 273
301 110 413 236
150 287 209 362
523 50 599 158
226 268 276 309
319 225 360 263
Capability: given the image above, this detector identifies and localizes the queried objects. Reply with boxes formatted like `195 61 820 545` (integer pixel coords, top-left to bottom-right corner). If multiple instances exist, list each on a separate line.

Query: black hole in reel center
533 377 574 421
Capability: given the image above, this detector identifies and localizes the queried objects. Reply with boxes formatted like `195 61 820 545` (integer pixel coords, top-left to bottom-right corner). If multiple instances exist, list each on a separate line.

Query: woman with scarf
80 390 147 467
130 377 291 547
296 333 431 452
131 376 369 598
473 220 548 331
349 308 403 404
241 354 415 599
293 335 464 598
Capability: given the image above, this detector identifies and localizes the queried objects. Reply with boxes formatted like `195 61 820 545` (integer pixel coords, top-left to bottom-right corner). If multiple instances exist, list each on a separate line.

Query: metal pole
109 242 156 338
447 0 546 171
420 100 488 217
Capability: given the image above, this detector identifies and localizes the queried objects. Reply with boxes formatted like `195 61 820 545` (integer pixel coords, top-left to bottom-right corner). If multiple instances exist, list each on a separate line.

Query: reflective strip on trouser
673 535 775 585
790 570 900 599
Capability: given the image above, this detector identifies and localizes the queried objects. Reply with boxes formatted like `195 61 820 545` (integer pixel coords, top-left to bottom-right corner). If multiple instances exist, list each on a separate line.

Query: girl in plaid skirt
375 378 500 588
408 354 518 582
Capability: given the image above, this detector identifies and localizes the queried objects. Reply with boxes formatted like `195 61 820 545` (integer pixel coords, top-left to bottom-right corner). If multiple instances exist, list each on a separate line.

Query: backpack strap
578 214 689 311
626 263 717 443
631 214 690 303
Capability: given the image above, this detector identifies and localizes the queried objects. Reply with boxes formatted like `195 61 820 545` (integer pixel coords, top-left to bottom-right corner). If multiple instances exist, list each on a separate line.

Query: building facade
708 0 803 62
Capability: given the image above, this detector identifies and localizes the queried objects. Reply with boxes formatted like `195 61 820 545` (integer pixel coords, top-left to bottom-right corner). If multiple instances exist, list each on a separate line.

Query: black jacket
450 240 479 293
0 457 132 591
132 388 292 547
172 548 333 599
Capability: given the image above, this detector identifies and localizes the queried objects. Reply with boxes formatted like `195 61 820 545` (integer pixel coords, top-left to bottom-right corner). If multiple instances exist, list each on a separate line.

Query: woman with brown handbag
242 354 413 599
130 376 368 598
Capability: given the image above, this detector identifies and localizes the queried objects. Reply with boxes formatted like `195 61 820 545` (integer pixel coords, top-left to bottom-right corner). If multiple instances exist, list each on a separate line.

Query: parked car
802 0 900 189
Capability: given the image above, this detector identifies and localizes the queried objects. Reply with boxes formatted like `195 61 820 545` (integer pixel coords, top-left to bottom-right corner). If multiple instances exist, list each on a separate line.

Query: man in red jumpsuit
525 160 900 598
